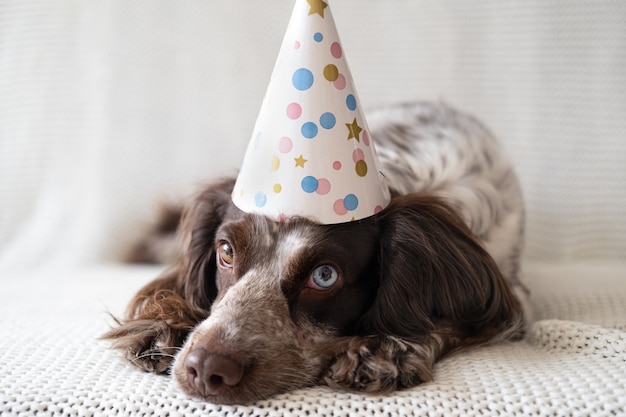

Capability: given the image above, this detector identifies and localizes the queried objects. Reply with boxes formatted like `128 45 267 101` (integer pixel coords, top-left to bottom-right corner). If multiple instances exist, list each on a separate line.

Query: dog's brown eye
218 242 234 267
308 265 339 290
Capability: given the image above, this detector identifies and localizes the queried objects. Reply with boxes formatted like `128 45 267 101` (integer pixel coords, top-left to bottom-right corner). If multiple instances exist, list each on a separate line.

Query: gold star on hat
307 0 328 17
346 118 363 142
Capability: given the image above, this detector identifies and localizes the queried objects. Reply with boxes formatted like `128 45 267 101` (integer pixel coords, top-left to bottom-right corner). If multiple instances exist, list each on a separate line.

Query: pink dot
279 136 293 153
362 130 370 146
316 178 331 195
333 74 346 90
352 148 365 163
333 161 342 170
330 42 342 58
333 199 348 216
286 102 302 119
294 41 301 49
374 205 384 214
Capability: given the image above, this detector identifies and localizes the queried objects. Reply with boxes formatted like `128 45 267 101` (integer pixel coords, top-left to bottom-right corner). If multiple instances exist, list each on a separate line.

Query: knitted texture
1 263 625 416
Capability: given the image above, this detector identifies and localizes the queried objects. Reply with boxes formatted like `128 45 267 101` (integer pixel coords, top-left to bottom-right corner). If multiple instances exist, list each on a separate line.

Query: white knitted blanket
1 1 625 415
1 261 625 416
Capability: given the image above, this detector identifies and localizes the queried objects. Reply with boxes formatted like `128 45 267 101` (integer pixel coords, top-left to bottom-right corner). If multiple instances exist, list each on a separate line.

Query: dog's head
171 178 523 403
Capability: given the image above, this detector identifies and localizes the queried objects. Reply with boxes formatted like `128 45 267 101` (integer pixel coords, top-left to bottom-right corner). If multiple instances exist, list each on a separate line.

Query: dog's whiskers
130 346 181 364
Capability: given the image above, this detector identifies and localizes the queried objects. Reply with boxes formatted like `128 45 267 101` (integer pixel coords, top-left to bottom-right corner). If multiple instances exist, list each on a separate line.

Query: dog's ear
178 177 237 313
102 179 236 372
101 267 201 373
359 194 523 342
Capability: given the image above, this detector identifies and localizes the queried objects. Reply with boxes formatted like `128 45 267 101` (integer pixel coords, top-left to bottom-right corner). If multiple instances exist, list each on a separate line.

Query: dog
104 101 529 404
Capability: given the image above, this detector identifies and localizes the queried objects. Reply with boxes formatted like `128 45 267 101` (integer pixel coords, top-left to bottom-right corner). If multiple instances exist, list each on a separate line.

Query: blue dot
292 68 314 91
301 122 318 139
301 176 319 193
319 112 336 129
346 94 357 111
255 192 267 208
313 32 323 42
254 131 262 149
344 194 359 211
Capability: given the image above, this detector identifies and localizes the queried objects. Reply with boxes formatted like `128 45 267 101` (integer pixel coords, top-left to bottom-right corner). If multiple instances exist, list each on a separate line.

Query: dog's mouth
173 346 325 404
171 312 338 404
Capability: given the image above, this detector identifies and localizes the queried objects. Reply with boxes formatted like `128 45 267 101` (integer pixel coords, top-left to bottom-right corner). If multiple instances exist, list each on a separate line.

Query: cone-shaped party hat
232 0 390 224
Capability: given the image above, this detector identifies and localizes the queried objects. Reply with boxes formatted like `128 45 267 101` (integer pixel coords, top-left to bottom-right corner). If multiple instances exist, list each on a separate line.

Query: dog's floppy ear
178 177 237 313
102 178 237 373
359 194 523 342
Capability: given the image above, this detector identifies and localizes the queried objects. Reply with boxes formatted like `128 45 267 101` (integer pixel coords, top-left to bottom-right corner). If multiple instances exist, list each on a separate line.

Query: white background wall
1 1 625 267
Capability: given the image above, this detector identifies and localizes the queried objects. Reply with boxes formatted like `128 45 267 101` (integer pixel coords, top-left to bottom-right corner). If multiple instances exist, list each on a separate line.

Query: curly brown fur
102 269 203 373
103 178 236 373
323 194 524 393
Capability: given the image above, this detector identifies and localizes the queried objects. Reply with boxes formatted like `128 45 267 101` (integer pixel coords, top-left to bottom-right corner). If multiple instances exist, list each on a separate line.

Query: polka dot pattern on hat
232 0 390 224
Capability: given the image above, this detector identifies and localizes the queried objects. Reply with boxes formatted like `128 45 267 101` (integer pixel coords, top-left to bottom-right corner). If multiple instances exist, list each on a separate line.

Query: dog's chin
173 376 309 405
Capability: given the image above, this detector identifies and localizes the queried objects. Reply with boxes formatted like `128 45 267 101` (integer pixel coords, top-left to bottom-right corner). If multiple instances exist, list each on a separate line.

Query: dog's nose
184 348 244 397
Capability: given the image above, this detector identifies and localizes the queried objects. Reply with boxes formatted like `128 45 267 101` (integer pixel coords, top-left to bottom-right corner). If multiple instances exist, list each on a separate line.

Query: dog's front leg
324 335 439 393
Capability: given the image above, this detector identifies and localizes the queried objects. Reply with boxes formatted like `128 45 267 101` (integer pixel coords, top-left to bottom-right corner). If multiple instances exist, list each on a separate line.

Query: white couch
1 1 625 416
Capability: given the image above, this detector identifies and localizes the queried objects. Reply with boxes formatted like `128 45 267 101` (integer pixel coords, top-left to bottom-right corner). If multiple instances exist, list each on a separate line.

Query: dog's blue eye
310 265 339 289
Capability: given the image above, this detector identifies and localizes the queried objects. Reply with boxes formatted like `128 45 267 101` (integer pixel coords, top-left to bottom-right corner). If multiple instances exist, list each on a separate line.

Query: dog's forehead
219 213 319 249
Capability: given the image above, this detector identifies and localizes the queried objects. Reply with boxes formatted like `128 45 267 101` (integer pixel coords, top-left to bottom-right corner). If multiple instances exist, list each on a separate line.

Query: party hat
232 0 390 224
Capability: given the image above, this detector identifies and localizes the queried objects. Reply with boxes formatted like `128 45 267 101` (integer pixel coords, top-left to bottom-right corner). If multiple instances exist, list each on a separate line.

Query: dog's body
105 102 528 404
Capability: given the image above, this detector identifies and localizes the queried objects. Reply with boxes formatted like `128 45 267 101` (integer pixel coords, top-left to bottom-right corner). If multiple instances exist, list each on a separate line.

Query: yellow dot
355 160 368 177
273 183 282 193
323 64 339 82
271 156 280 172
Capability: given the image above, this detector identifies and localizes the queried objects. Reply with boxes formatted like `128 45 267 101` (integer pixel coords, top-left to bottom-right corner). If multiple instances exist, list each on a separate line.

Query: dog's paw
124 330 178 374
324 336 433 393
103 319 182 374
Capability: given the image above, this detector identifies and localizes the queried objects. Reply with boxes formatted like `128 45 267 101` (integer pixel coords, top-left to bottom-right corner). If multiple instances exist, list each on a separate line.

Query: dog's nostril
205 354 244 387
184 348 244 397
